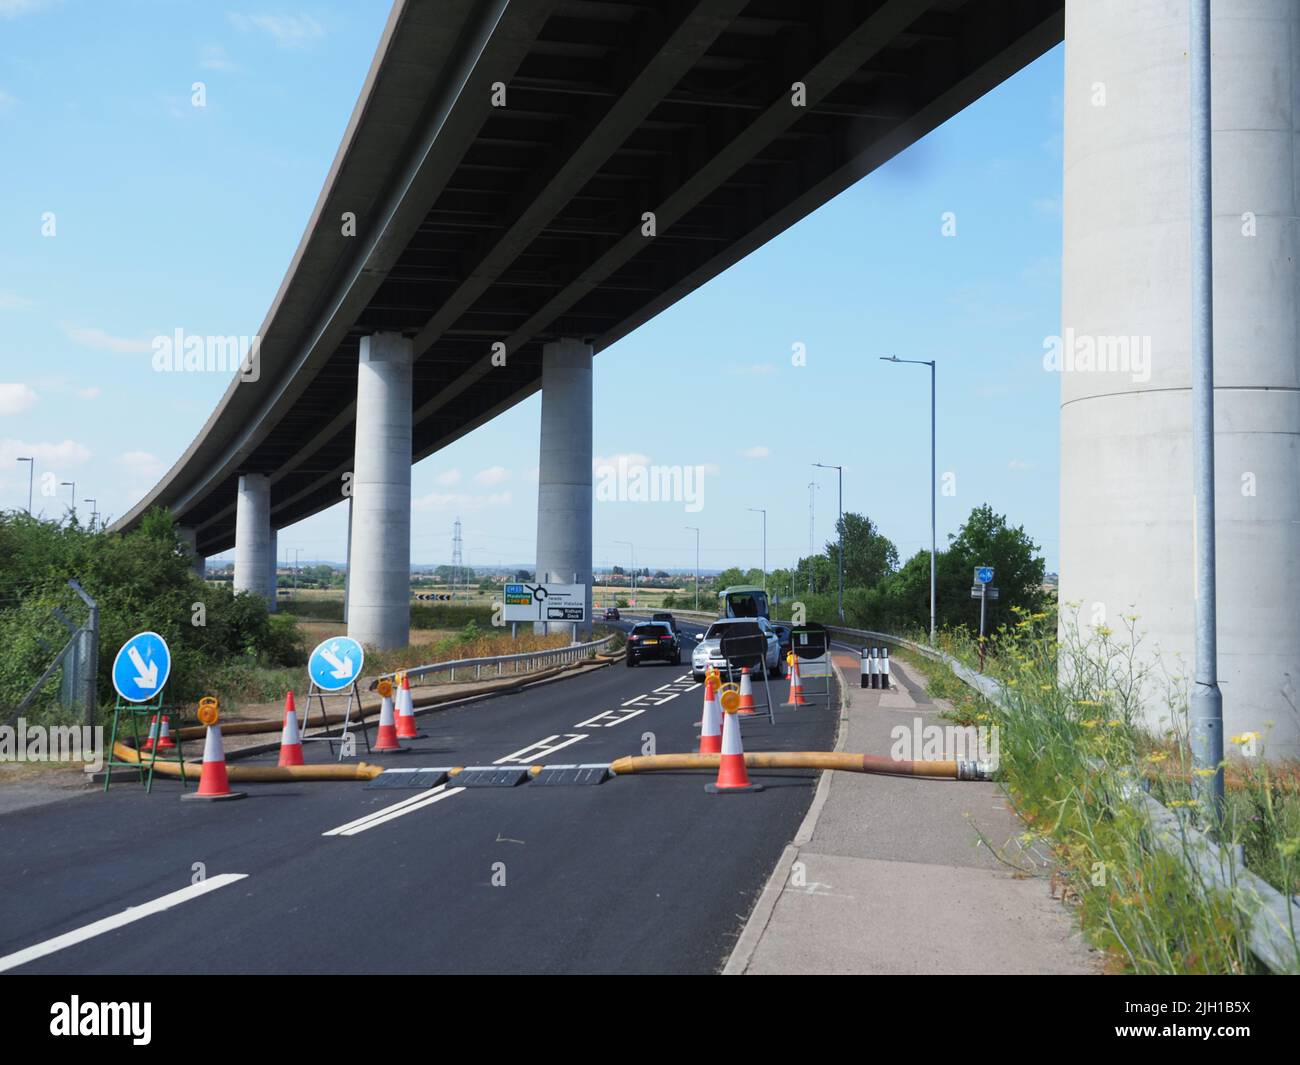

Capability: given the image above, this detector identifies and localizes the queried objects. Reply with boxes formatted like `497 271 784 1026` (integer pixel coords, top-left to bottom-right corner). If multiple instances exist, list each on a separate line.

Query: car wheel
626 656 636 668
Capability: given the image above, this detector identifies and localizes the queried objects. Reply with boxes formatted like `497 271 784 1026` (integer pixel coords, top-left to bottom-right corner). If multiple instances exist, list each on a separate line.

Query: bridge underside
135 0 1062 557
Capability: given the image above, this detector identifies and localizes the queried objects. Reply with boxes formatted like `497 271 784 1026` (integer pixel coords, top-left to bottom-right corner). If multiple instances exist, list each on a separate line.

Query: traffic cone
157 714 177 751
737 667 757 715
181 723 246 801
698 673 722 755
395 672 422 739
278 692 304 767
784 654 808 706
705 706 763 794
141 714 159 752
372 689 405 754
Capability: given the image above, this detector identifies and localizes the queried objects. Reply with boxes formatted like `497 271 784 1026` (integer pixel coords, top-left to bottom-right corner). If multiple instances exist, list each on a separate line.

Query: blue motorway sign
975 566 994 585
308 636 364 692
111 631 172 703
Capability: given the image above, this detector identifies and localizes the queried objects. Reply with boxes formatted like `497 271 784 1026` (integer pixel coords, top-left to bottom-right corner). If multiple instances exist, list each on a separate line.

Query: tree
825 512 898 590
940 504 1045 629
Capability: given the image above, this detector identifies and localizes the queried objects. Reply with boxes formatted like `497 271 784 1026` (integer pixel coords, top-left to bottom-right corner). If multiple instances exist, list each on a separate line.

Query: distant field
277 584 693 613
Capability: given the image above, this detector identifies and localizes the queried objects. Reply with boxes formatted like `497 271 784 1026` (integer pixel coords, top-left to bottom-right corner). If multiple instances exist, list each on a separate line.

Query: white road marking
334 786 465 836
493 733 588 764
574 706 647 728
322 784 456 836
0 873 248 973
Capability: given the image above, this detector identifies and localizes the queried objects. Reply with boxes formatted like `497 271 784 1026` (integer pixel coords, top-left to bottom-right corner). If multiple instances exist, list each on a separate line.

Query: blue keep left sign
308 636 364 692
111 631 172 703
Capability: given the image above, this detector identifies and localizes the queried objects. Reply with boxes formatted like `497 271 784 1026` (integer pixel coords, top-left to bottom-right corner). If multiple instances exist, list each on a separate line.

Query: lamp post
748 507 766 593
83 499 97 526
61 481 76 520
15 457 33 514
813 463 843 621
881 356 937 643
685 526 700 610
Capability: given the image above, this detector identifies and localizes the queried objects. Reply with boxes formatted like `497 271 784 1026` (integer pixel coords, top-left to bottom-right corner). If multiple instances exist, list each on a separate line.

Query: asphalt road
0 617 837 974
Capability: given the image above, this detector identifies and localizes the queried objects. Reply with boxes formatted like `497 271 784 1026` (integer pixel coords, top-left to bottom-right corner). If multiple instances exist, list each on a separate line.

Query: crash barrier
375 633 616 688
821 622 1300 975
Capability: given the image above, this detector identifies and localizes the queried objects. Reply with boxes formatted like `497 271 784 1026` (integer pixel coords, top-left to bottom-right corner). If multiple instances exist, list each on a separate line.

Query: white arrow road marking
319 646 355 680
323 785 465 837
0 873 248 973
126 646 158 690
493 734 587 764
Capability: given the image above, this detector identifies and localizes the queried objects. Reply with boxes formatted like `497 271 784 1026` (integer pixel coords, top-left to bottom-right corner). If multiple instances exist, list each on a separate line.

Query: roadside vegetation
894 610 1300 974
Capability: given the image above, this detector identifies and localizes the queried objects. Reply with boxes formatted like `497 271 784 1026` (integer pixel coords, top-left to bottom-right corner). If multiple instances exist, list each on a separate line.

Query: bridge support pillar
267 528 277 614
178 525 205 579
1061 0 1300 757
348 332 412 650
535 338 593 639
233 474 273 607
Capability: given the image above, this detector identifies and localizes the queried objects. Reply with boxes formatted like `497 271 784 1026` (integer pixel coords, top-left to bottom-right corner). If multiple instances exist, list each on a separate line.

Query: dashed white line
323 784 465 837
0 873 249 973
493 733 588 764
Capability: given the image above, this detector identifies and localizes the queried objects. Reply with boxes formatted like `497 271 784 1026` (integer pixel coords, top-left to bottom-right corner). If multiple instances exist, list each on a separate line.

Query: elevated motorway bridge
109 0 1300 756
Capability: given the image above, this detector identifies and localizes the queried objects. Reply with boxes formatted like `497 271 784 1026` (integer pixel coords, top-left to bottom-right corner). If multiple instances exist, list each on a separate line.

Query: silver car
692 617 785 682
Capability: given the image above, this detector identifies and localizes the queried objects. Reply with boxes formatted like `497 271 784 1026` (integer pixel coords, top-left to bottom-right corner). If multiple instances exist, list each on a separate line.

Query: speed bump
530 764 609 786
365 767 450 790
453 766 530 788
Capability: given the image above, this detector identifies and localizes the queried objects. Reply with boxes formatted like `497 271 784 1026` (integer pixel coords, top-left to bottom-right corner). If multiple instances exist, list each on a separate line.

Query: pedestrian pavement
725 652 1101 975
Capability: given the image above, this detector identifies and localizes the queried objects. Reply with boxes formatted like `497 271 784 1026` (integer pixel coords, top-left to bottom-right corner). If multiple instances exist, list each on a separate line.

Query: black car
770 622 793 661
651 611 676 635
604 606 620 620
626 622 679 666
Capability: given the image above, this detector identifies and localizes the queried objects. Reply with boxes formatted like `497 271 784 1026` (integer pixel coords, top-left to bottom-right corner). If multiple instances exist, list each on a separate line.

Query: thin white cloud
412 490 511 511
228 12 325 49
434 468 461 487
200 44 237 71
1033 195 1061 216
0 89 16 113
76 386 101 399
119 450 167 479
0 0 55 18
63 324 152 354
0 383 38 415
1008 459 1034 471
727 363 777 376
0 438 91 466
742 445 769 459
0 290 31 309
474 465 509 486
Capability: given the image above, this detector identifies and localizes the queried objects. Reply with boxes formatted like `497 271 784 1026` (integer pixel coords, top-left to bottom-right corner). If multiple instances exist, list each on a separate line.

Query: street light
614 540 635 605
748 507 766 593
684 526 700 610
61 481 76 519
15 457 33 514
83 498 97 526
881 355 937 643
813 463 844 622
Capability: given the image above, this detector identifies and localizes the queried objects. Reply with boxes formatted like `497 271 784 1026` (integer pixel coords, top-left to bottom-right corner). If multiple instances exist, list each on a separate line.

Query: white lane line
652 692 682 705
322 785 452 836
574 706 647 728
494 733 588 764
0 873 248 973
336 786 465 836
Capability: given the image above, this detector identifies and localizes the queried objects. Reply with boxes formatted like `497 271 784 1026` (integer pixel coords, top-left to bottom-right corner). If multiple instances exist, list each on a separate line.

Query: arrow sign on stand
308 636 365 693
111 632 172 703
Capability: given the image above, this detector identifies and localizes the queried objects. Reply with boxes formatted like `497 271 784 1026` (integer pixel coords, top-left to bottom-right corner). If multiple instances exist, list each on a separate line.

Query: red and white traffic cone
698 673 722 755
141 714 159 752
395 672 422 739
157 714 177 751
705 706 763 794
372 689 405 753
181 723 246 801
737 667 757 715
784 654 808 706
278 692 304 767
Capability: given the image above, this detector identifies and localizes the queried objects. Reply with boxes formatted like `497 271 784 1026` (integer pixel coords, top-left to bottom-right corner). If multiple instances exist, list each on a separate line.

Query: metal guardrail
374 633 616 687
820 622 1300 974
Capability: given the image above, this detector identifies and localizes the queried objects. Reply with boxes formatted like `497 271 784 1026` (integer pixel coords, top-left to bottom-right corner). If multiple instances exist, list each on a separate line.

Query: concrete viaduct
109 0 1300 757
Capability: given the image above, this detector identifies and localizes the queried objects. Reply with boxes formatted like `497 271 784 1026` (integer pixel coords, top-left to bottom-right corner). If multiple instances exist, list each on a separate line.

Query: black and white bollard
860 648 870 688
869 647 879 689
880 647 891 690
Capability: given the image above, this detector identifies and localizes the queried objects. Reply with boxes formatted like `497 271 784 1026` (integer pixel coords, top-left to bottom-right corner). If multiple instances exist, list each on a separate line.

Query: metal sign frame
789 624 832 707
299 680 370 761
718 625 776 724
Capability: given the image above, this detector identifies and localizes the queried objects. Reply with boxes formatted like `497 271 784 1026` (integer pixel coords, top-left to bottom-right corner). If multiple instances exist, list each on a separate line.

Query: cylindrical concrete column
343 494 353 625
234 474 272 606
347 332 413 650
536 338 593 639
177 525 205 579
1061 0 1300 758
267 528 278 614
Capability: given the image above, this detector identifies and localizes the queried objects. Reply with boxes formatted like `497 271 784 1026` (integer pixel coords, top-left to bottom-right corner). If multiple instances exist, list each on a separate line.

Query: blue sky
0 1 1065 575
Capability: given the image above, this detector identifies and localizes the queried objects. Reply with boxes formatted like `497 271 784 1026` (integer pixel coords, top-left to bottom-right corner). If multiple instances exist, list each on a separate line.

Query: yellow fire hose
608 752 992 781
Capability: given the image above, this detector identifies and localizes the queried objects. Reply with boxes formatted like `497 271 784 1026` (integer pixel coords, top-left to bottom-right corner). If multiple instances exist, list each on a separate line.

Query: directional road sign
975 566 994 585
111 631 172 703
502 583 586 623
308 636 365 692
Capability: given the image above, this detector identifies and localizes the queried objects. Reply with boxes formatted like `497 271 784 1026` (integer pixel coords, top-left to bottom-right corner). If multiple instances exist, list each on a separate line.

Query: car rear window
632 624 667 637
